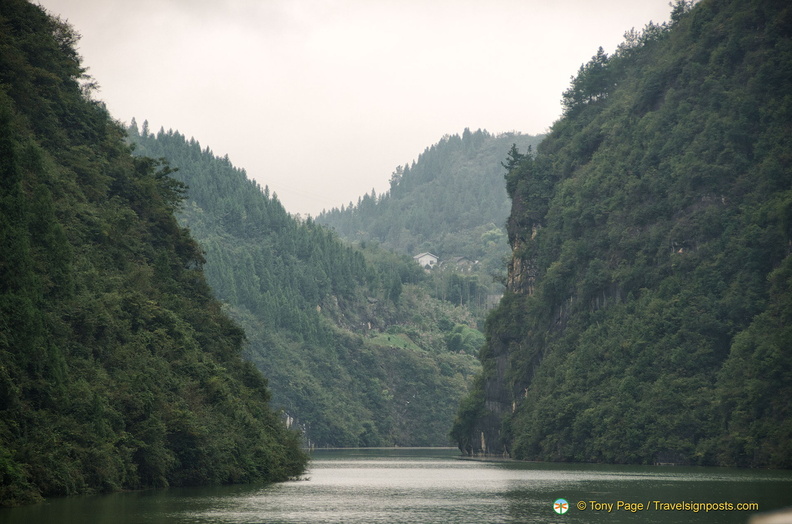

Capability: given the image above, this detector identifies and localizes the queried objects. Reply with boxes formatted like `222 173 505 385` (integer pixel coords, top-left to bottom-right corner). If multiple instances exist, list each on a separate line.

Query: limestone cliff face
506 232 539 296
470 339 512 456
461 190 542 457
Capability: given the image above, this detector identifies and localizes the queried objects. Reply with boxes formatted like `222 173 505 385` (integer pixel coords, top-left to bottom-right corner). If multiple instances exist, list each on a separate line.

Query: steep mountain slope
0 0 306 506
453 0 792 467
127 126 481 448
317 129 544 276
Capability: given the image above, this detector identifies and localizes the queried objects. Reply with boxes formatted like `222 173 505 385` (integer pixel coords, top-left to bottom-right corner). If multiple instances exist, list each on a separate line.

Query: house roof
413 252 438 260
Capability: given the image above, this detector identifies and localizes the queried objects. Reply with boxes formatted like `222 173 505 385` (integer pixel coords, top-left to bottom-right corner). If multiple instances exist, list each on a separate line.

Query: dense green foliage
317 130 544 314
127 126 481 448
0 0 306 506
454 0 792 468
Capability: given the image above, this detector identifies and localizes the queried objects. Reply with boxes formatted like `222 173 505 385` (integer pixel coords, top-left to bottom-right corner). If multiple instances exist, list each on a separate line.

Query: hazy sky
37 0 673 216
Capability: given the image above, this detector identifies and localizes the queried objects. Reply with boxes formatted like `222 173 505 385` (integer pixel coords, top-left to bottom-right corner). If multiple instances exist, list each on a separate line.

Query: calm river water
2 448 791 524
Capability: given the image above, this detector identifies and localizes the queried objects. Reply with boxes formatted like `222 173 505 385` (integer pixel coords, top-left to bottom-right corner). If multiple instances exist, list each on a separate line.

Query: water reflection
1 448 790 524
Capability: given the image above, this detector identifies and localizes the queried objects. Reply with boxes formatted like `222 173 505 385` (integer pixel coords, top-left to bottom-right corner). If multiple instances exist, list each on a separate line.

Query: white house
413 252 439 269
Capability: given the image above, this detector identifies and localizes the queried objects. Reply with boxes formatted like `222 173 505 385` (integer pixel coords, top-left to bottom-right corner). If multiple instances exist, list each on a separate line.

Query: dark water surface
2 448 791 523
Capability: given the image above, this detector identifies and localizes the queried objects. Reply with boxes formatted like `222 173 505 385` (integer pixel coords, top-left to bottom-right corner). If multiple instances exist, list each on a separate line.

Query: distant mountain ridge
317 129 544 274
127 124 482 448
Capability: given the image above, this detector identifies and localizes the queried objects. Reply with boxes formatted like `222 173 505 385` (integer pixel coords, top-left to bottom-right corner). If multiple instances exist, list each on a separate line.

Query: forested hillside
127 125 481 448
453 0 792 468
0 0 306 506
317 130 544 293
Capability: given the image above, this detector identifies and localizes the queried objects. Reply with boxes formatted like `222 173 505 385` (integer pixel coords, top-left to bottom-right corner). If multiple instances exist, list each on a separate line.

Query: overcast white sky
37 0 673 216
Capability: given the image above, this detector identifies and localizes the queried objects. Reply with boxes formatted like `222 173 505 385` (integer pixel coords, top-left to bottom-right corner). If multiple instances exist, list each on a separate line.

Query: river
2 448 791 523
